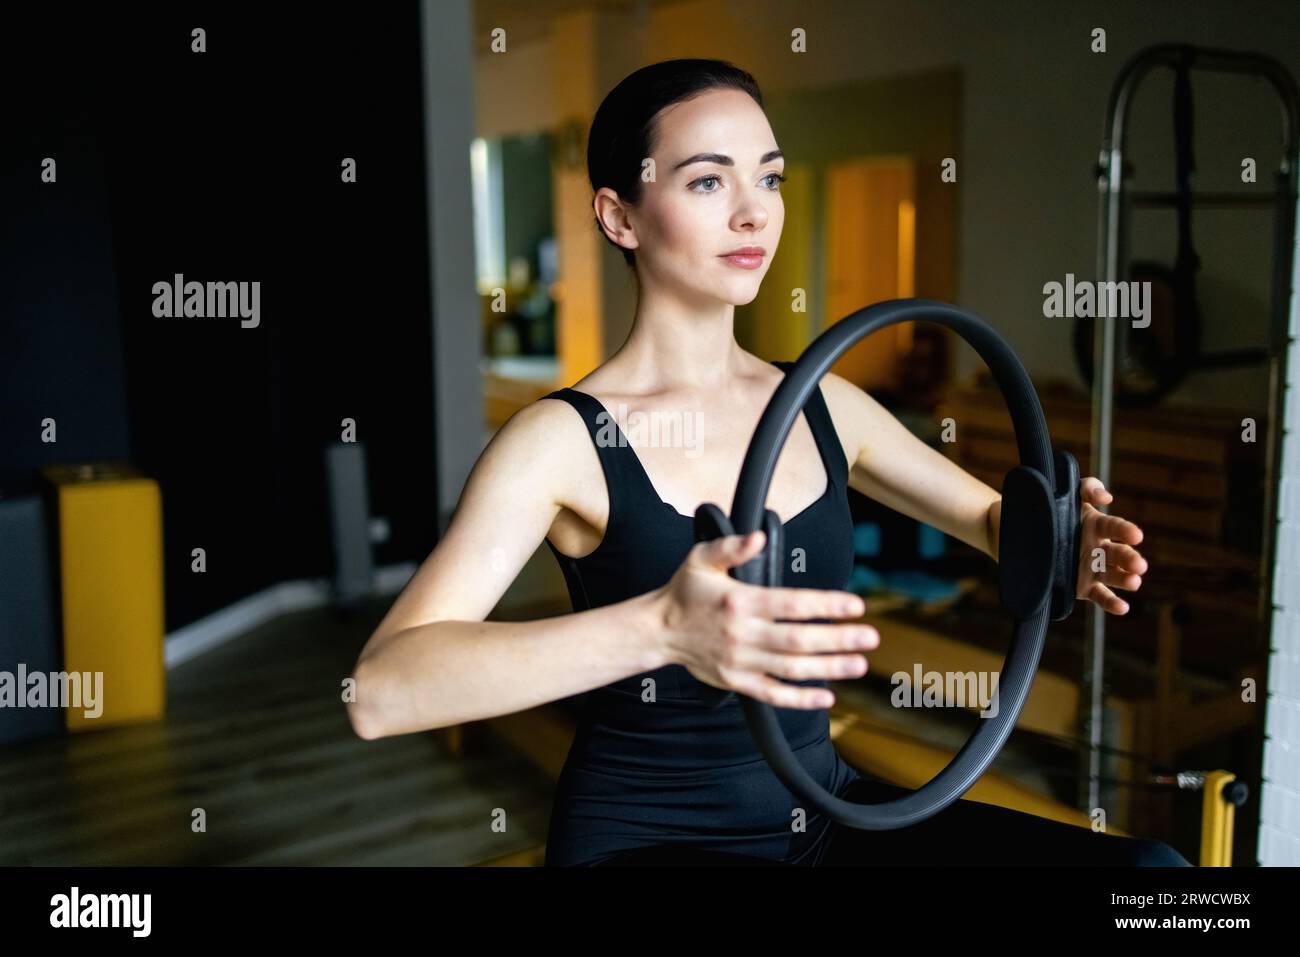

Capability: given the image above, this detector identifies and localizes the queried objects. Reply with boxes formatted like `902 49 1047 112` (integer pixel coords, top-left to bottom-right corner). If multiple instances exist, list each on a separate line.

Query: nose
730 194 770 232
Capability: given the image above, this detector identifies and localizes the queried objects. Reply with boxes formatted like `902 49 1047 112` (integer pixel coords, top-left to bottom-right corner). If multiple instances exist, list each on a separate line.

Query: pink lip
719 246 766 270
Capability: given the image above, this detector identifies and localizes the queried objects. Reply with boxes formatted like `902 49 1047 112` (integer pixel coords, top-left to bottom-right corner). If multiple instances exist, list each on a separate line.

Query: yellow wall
735 162 816 362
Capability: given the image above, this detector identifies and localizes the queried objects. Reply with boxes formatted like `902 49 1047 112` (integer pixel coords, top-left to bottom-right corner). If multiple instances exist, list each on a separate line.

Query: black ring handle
691 298 1081 830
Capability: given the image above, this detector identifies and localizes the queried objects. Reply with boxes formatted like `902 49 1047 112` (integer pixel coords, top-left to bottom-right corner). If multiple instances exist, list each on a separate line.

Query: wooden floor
0 597 555 865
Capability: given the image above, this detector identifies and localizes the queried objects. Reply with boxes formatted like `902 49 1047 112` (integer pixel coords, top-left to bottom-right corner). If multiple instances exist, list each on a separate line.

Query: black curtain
2 4 439 629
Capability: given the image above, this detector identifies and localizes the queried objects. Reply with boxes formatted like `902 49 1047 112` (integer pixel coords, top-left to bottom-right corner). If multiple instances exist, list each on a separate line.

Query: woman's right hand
654 530 879 709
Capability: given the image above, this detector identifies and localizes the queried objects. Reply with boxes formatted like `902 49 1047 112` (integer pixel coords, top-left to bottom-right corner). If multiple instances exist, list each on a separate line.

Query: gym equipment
1082 43 1299 814
325 442 377 607
1144 770 1248 867
40 462 166 731
1080 45 1298 409
1076 48 1208 406
1078 46 1300 407
693 298 1083 829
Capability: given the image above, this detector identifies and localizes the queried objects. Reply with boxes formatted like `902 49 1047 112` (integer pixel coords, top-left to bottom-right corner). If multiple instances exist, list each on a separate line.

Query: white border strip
164 562 417 669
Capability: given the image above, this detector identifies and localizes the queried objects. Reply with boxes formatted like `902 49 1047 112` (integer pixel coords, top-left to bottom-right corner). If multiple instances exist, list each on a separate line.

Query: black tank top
539 360 863 866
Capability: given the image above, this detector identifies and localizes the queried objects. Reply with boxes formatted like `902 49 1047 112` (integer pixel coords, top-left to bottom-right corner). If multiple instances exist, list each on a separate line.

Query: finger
1102 540 1148 576
755 620 880 654
731 645 870 682
1081 477 1113 506
1085 580 1130 615
727 671 836 710
750 586 866 622
1083 543 1145 580
1098 565 1142 591
1094 513 1143 545
698 530 766 571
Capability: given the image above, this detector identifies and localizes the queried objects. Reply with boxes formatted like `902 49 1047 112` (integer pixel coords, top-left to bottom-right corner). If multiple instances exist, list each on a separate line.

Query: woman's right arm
346 398 668 739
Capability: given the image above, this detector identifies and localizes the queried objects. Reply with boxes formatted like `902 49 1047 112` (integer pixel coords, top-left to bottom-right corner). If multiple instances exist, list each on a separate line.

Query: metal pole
1082 43 1300 825
1084 142 1120 816
1258 165 1299 626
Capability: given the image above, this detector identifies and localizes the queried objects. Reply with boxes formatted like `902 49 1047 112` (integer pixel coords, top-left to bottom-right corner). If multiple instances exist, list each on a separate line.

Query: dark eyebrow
672 149 784 171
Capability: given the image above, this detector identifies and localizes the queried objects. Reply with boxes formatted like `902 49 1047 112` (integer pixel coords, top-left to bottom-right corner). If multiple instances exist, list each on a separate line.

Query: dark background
1 4 439 630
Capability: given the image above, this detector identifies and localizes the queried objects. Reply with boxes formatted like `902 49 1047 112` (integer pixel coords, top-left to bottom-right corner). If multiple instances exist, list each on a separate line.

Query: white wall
1261 245 1300 866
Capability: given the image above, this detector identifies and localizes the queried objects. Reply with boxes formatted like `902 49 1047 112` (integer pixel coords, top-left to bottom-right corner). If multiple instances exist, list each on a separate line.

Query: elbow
348 704 383 741
346 660 387 741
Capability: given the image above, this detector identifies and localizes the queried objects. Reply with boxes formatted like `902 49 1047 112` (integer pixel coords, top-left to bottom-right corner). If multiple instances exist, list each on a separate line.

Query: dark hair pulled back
586 58 764 269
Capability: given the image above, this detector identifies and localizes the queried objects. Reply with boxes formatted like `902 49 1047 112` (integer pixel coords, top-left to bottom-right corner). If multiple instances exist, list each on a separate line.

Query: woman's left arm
820 373 1146 616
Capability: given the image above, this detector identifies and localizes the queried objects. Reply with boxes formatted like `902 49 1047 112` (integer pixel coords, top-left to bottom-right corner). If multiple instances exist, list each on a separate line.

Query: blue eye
689 172 786 193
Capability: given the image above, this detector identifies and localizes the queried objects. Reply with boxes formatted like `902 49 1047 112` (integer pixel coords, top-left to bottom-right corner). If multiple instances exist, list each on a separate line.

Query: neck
606 279 749 394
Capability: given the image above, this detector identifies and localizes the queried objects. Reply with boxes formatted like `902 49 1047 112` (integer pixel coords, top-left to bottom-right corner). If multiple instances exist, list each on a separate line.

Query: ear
593 187 639 254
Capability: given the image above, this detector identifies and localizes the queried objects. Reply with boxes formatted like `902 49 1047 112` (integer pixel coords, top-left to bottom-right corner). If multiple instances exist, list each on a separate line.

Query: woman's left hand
1076 477 1146 615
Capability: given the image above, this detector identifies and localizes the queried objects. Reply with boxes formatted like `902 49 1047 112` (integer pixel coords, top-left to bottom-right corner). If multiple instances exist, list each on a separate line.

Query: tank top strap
540 387 648 526
770 360 849 492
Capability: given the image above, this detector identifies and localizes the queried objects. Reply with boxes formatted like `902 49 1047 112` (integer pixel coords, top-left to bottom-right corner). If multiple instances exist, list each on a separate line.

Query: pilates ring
693 298 1084 830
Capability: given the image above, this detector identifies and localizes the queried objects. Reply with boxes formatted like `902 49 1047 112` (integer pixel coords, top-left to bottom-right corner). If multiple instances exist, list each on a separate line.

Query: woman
349 59 1187 867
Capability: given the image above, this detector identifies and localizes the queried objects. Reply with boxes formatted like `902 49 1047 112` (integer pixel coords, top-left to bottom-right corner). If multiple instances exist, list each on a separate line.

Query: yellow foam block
41 462 166 731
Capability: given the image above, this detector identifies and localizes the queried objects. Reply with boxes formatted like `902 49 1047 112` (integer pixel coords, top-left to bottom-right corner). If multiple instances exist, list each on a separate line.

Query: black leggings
599 777 1193 867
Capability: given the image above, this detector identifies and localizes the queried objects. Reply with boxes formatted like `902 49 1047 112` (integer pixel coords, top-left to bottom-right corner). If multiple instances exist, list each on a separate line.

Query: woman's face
612 87 785 307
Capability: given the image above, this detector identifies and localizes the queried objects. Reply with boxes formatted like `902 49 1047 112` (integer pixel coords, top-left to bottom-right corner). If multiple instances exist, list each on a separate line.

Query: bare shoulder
524 390 612 526
816 369 865 408
361 393 596 646
815 370 875 466
488 393 593 499
497 391 585 454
